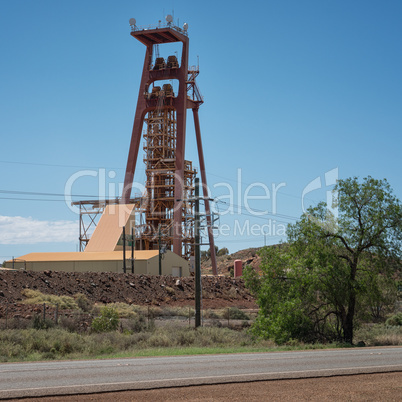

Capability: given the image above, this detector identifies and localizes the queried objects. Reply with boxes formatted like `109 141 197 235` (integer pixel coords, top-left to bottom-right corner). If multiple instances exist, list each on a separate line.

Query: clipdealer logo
63 167 339 240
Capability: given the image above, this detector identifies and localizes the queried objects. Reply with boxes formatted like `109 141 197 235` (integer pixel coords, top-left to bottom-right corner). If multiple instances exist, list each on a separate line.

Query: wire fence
0 302 257 332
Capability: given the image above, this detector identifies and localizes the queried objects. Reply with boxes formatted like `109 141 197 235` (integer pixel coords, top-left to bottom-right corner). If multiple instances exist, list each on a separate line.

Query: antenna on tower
165 14 173 25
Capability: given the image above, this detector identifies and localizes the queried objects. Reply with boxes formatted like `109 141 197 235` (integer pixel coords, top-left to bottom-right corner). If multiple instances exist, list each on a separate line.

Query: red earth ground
13 373 402 401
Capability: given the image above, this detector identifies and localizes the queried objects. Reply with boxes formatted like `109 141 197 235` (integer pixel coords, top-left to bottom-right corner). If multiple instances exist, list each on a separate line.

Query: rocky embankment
0 270 257 317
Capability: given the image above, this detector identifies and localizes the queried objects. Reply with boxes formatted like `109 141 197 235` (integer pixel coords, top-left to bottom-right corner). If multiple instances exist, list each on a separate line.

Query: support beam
122 45 153 203
172 35 189 255
193 107 218 276
194 177 201 328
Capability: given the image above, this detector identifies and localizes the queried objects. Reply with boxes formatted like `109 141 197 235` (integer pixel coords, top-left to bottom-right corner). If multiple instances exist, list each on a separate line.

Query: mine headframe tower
122 18 217 274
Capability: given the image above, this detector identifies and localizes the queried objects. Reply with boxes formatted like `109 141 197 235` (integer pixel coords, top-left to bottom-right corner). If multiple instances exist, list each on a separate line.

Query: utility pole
195 177 201 328
131 227 135 274
158 225 162 276
122 226 126 273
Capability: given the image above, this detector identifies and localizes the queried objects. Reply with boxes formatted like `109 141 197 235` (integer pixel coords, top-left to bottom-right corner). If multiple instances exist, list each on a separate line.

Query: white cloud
0 216 77 245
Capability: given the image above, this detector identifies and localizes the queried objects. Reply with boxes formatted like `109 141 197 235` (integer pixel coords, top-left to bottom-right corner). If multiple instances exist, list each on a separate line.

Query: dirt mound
0 270 257 319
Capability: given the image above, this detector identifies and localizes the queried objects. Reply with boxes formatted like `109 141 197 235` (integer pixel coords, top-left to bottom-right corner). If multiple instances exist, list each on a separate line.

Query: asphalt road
0 347 401 399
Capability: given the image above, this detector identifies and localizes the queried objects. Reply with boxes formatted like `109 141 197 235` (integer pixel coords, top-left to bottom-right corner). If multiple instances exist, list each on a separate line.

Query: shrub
120 315 147 333
91 306 119 333
385 313 402 326
0 318 31 330
195 326 242 346
148 332 172 347
165 286 175 295
22 289 78 310
105 303 139 319
223 307 250 321
59 313 90 333
32 315 55 330
217 247 229 257
74 293 93 312
176 328 196 346
203 309 220 319
148 306 163 317
354 323 402 346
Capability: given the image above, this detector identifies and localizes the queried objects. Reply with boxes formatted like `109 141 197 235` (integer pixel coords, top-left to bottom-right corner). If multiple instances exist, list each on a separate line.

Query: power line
0 197 67 202
0 189 99 198
0 160 125 170
1 157 331 221
0 190 301 227
214 199 299 221
206 170 322 204
2 159 327 205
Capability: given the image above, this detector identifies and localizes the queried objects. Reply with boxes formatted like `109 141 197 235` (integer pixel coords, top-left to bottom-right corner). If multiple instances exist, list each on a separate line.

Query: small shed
5 250 190 277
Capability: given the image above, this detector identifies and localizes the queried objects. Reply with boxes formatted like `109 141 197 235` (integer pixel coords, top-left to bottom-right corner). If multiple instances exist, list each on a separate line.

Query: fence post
5 303 8 329
55 304 59 324
227 307 230 327
43 303 46 321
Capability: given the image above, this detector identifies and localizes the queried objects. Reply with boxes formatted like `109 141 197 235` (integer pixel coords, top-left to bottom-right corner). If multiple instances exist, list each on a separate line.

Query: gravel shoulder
15 372 402 401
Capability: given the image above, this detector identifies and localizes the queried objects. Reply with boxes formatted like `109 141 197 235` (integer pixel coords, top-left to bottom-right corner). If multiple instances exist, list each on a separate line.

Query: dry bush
58 312 91 333
22 289 78 310
222 307 250 320
0 318 31 330
203 309 223 319
73 293 93 312
227 286 239 299
354 324 402 346
147 332 172 347
104 303 139 319
164 286 175 295
120 316 147 333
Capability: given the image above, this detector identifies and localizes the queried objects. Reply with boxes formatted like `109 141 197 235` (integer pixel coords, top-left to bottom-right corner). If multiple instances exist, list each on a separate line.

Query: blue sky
1 0 402 261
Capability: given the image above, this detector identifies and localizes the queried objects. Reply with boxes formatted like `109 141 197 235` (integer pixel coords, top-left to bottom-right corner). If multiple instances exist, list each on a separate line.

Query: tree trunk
343 262 357 344
343 294 355 344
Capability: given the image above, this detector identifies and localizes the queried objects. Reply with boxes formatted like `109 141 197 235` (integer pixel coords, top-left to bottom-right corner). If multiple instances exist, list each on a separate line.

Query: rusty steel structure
73 18 217 275
140 93 196 259
122 18 217 274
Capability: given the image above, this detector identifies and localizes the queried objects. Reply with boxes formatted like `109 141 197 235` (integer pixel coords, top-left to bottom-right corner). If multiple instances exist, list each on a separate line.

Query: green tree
217 247 229 257
244 176 402 344
201 246 219 261
91 306 119 333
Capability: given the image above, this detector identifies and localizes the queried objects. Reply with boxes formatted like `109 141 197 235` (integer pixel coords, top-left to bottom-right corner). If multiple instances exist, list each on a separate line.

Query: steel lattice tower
122 18 217 274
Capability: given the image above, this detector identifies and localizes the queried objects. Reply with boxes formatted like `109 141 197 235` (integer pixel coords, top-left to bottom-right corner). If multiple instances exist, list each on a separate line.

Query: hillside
201 247 262 275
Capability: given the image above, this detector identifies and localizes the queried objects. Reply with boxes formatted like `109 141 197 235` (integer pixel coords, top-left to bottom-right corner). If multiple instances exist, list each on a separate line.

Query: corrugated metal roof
9 250 159 263
84 204 135 252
